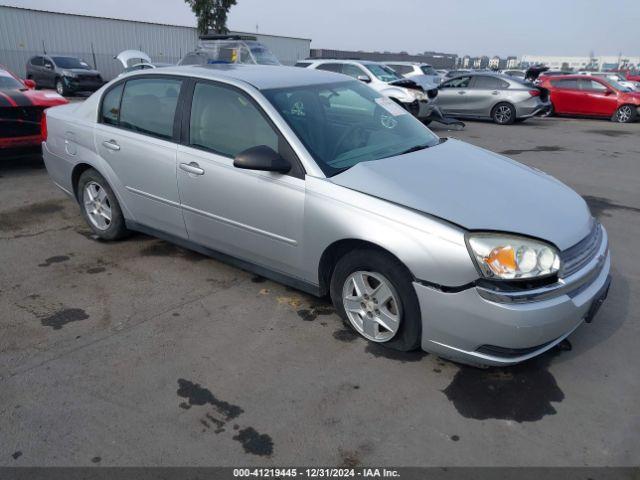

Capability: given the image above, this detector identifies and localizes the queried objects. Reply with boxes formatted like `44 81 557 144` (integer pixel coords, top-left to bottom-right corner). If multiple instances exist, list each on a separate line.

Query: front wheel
77 169 129 240
330 249 422 352
612 104 637 123
492 102 516 125
55 78 68 96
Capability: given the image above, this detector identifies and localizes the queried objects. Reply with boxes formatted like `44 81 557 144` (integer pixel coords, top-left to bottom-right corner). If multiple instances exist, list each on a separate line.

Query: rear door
467 75 503 116
176 80 306 277
437 75 472 114
578 78 618 116
93 75 187 238
550 79 582 114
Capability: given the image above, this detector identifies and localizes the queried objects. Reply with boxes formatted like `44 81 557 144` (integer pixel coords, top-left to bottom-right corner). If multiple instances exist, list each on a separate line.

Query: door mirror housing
44 63 53 70
23 79 36 89
357 75 371 83
234 145 291 174
605 89 615 95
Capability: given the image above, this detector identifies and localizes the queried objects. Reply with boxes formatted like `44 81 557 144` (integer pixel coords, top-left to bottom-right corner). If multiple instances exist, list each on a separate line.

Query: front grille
0 106 43 137
560 222 603 278
77 74 101 82
476 340 555 358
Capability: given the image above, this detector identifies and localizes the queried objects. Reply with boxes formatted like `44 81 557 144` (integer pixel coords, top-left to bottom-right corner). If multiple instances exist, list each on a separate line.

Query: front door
93 76 187 238
176 80 305 277
578 78 618 116
437 76 472 115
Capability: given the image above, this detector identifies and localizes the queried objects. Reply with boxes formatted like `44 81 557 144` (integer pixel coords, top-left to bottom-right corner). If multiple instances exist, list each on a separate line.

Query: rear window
316 63 343 73
389 64 413 75
294 62 311 68
420 65 436 75
117 78 182 140
31 57 44 66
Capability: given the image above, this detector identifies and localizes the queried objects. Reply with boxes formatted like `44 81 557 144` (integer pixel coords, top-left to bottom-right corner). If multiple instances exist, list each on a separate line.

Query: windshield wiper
399 144 431 155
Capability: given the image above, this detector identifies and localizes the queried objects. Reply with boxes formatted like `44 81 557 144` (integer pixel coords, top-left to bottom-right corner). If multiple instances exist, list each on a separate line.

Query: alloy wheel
56 80 64 96
495 105 512 124
617 106 632 123
83 181 112 231
342 271 402 342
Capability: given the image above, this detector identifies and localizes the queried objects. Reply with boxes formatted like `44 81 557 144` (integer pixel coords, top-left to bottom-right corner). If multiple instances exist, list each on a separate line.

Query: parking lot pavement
1 116 639 467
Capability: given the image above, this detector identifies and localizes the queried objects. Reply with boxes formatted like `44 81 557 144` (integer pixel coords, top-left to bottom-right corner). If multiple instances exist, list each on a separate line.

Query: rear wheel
612 104 637 123
77 169 129 240
491 102 516 125
330 248 421 352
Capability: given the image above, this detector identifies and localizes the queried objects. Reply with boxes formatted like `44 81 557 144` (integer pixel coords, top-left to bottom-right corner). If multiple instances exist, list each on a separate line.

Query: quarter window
118 78 182 140
101 83 124 125
472 76 501 89
189 82 278 158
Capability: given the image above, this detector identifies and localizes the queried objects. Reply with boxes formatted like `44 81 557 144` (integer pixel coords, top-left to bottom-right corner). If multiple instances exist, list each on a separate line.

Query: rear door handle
491 90 499 95
179 162 205 176
102 140 120 151
457 91 466 95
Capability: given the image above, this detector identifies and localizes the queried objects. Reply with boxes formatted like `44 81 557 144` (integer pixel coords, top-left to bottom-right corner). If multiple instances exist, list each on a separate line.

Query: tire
55 78 68 96
330 248 422 352
612 104 637 123
77 169 129 240
491 102 516 125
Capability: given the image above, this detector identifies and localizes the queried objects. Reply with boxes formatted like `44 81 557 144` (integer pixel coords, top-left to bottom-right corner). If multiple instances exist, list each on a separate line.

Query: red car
538 74 640 123
1 65 68 151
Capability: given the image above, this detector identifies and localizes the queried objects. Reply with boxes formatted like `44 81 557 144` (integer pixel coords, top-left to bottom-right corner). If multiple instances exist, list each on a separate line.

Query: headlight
466 233 560 280
62 70 77 78
407 89 428 101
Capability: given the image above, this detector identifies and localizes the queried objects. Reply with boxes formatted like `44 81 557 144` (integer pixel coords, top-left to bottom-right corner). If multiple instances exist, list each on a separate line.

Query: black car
26 55 103 96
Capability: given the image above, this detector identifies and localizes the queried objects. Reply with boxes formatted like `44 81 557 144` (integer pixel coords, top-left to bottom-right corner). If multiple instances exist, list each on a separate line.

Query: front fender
302 176 478 288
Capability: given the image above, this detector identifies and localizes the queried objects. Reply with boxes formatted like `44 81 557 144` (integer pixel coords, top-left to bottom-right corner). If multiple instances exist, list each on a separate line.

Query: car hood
0 88 68 107
330 139 592 250
115 50 152 68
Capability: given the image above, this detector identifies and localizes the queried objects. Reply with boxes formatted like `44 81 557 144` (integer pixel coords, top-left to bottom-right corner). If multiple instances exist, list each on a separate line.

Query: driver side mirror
605 89 614 95
357 75 371 83
44 63 53 70
234 145 291 174
23 79 36 89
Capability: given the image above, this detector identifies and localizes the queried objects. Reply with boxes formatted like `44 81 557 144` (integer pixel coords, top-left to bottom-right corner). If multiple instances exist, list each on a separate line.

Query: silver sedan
437 73 551 124
42 65 610 367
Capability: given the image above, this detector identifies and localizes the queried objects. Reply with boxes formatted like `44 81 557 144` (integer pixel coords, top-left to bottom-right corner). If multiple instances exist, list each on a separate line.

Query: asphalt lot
1 112 639 467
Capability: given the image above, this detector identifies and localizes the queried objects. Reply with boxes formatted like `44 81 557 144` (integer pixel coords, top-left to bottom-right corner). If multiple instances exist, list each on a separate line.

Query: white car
384 61 444 86
301 59 437 119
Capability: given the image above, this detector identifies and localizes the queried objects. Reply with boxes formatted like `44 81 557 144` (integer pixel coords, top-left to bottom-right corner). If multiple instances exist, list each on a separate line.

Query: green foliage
185 0 238 35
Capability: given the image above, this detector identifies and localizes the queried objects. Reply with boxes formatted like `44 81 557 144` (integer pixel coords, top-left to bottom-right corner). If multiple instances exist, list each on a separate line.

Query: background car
179 34 281 66
539 74 640 122
443 69 472 79
304 59 437 120
437 73 550 124
384 61 444 86
25 55 103 96
0 64 67 151
501 69 526 79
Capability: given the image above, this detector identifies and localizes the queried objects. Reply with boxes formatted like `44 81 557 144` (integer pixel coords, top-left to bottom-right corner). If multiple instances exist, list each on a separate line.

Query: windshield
420 65 436 75
52 57 91 69
263 80 440 177
0 73 24 90
365 64 402 83
249 45 281 65
604 78 631 92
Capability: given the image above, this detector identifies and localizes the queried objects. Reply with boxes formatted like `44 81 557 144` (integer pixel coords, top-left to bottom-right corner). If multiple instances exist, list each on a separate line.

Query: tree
185 0 237 35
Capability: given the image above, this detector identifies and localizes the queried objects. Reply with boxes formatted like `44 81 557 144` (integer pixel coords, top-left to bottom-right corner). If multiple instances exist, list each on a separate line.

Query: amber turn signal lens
484 246 516 275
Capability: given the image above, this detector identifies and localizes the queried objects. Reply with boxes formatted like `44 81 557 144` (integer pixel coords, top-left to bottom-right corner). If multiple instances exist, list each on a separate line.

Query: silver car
42 65 611 367
437 72 551 124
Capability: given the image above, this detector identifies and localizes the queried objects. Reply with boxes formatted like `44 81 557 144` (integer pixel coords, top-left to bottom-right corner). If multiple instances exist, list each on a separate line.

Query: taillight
40 110 48 142
529 89 541 97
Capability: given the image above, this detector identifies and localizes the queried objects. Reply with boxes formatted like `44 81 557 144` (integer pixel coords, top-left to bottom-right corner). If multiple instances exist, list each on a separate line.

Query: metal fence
0 6 311 80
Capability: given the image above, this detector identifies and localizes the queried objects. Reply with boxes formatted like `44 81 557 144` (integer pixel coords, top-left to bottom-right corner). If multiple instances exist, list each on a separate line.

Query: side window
43 58 53 69
294 62 311 68
189 82 278 158
316 63 342 73
498 79 510 89
179 53 205 66
31 56 43 66
119 78 182 140
552 79 578 90
443 76 471 88
472 76 500 89
101 83 124 125
388 64 412 75
341 64 367 80
579 79 607 91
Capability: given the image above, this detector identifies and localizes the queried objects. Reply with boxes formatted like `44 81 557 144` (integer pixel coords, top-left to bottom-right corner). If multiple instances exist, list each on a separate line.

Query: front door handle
491 90 499 95
102 140 120 151
179 162 205 176
457 91 466 95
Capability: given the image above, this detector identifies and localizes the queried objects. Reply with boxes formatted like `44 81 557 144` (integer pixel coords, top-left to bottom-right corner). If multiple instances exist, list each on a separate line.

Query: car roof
123 64 350 90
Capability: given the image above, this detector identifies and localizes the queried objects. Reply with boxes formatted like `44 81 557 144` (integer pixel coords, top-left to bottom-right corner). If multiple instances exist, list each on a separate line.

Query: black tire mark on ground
38 255 70 267
41 308 90 330
499 145 565 155
583 195 640 218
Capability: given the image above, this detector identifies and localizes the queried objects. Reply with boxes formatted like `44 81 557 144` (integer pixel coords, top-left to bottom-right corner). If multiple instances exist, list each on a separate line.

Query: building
520 54 640 72
0 5 311 79
309 48 457 69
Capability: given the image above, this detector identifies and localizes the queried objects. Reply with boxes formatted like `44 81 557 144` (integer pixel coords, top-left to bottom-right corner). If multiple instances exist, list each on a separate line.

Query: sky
3 0 640 57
